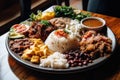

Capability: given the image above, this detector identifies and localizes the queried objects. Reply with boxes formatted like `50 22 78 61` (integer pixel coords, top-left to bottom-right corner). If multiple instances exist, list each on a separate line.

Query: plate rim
5 27 116 74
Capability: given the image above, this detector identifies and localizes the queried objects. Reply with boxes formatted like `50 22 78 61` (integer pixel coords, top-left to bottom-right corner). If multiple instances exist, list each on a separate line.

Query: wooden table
0 7 120 80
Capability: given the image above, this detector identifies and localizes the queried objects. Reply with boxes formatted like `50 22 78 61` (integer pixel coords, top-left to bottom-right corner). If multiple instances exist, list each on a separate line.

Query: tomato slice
12 24 28 33
54 29 68 38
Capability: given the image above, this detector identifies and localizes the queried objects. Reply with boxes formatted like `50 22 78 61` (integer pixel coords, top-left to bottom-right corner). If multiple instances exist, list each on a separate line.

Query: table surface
0 6 120 80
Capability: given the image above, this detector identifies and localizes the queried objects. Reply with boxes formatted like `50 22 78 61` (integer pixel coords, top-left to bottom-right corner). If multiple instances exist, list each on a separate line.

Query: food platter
6 27 116 74
6 6 116 74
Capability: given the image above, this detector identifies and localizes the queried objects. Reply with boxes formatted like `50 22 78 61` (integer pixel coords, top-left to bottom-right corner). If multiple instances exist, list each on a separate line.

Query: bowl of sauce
81 17 106 30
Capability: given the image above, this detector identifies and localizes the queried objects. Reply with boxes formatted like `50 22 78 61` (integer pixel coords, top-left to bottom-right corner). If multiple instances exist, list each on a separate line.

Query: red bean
83 61 87 65
64 49 93 67
78 63 82 66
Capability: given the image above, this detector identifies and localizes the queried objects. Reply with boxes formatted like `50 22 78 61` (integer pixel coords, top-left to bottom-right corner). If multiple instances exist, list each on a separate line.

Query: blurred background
0 0 82 27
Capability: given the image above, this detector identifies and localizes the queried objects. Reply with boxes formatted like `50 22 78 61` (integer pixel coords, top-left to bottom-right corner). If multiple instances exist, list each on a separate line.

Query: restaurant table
0 6 120 80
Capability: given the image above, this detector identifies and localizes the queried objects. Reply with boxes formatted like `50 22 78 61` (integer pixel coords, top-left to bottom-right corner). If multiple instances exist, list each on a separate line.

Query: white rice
40 52 69 69
45 29 79 53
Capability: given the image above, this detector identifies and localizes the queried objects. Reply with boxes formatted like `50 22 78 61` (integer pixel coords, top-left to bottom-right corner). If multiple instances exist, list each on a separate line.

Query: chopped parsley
40 20 51 26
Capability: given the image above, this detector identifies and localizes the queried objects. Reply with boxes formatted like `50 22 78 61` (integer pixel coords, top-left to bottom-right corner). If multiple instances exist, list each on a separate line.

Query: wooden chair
82 0 120 18
20 0 31 20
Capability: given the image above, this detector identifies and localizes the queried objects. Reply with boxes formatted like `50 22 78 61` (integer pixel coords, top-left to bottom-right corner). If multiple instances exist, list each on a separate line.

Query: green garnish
30 6 91 21
29 10 42 21
40 20 51 26
30 13 36 21
54 6 76 19
64 29 70 34
75 12 91 21
54 6 91 21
